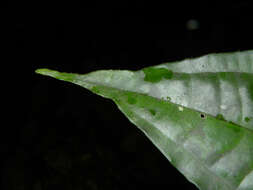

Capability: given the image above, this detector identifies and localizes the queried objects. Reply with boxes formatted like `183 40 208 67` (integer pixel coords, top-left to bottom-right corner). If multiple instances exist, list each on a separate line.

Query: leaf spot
166 96 171 101
216 114 225 121
143 67 173 83
149 109 156 116
245 117 251 122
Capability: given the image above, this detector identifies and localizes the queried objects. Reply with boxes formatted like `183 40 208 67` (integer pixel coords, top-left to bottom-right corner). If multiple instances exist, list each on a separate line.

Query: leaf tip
35 68 58 77
35 68 76 83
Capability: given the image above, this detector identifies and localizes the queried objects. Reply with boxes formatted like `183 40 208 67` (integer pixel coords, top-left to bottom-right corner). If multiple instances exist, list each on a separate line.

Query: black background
5 1 253 189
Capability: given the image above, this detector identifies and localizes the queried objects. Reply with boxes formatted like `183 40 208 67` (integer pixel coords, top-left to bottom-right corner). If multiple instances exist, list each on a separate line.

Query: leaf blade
36 50 253 190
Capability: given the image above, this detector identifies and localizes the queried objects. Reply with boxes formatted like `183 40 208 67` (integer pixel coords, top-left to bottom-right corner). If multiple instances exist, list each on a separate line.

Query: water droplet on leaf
220 105 227 110
178 106 184 111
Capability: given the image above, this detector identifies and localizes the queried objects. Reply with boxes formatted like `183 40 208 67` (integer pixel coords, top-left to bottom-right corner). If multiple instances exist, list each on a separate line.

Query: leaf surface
36 50 253 190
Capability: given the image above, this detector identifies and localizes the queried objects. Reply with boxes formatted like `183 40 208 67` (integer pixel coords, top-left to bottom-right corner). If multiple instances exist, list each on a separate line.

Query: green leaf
36 50 253 190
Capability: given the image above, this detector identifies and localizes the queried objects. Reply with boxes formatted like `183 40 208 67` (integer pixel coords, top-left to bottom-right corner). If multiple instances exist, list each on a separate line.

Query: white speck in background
186 19 199 30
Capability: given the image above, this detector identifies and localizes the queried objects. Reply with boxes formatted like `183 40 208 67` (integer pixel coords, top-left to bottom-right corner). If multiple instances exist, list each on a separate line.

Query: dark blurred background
4 1 253 189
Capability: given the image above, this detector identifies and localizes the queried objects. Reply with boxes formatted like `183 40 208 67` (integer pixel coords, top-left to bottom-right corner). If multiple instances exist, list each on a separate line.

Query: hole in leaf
200 114 205 119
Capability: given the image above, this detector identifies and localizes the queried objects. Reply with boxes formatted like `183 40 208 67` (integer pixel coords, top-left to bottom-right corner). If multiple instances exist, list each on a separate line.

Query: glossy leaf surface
36 50 253 190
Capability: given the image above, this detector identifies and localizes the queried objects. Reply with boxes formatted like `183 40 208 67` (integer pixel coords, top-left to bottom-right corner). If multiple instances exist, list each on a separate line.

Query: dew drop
178 106 184 111
220 105 227 110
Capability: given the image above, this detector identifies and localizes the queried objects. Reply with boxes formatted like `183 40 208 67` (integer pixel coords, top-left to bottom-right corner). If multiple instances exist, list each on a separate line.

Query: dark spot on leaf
149 109 156 116
127 96 137 104
216 114 225 121
245 117 251 122
200 114 206 119
166 96 171 101
143 67 173 83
